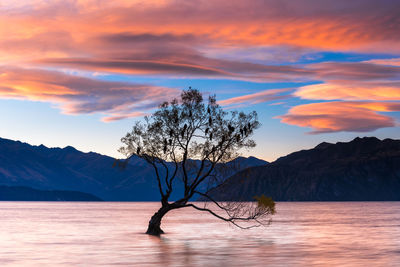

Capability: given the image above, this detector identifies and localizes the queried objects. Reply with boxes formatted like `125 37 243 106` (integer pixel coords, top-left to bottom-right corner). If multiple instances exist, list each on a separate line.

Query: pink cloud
363 58 400 67
295 82 400 101
0 66 179 121
1 0 399 67
219 88 292 107
308 62 400 81
101 112 149 122
278 102 400 134
287 59 400 133
0 0 399 133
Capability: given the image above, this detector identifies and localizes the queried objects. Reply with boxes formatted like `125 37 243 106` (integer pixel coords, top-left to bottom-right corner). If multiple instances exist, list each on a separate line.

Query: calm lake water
0 202 399 266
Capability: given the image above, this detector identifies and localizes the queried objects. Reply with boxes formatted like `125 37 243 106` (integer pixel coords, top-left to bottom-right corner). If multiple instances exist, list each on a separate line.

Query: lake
0 202 399 266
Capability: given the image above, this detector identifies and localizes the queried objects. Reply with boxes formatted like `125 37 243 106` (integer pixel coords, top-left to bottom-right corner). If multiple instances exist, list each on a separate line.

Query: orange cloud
278 102 400 134
0 0 399 67
295 82 400 101
0 0 397 95
0 0 399 130
0 66 178 121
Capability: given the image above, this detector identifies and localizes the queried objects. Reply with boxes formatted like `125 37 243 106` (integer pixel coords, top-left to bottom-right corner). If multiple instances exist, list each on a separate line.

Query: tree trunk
146 205 170 236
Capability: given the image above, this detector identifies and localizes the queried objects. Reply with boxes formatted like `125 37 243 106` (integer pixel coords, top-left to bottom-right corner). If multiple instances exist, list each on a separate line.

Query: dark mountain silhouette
208 137 400 201
0 185 101 201
0 137 267 201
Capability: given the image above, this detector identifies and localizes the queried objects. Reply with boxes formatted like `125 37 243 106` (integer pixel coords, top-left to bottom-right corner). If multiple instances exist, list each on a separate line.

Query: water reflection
0 202 399 266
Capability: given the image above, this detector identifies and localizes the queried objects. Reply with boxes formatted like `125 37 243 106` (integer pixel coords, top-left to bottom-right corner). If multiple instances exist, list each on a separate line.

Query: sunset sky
0 0 399 161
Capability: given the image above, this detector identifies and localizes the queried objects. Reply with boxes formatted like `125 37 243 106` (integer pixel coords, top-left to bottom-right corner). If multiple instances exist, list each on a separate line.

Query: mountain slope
208 137 400 201
0 137 267 201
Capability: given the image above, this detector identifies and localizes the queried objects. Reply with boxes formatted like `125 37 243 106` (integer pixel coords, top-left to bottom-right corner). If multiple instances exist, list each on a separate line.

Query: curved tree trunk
146 205 171 236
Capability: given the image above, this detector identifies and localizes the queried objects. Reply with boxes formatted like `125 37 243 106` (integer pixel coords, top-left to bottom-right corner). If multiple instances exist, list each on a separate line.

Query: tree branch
185 203 263 229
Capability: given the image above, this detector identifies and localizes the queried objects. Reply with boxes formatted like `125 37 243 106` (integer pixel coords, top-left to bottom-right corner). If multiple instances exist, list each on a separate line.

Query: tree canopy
120 88 275 235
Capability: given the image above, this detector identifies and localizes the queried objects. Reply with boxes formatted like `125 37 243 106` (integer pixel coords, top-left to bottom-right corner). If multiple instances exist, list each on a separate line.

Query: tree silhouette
119 88 275 235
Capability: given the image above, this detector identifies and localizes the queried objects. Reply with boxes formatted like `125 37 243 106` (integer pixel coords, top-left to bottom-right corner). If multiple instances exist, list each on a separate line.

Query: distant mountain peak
315 137 382 150
63 145 78 152
0 137 18 144
349 136 380 143
314 142 332 150
354 136 379 141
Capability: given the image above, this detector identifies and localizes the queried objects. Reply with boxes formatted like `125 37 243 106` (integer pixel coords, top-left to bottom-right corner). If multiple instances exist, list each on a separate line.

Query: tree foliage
119 88 275 235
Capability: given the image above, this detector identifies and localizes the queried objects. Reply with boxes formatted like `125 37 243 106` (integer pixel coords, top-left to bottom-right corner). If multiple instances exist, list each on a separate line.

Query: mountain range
208 137 400 201
0 137 266 201
1 136 399 201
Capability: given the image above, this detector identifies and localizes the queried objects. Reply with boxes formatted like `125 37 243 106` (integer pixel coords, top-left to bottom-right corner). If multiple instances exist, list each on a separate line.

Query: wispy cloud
363 58 400 67
38 58 234 77
219 88 292 107
0 0 399 130
281 59 400 133
1 0 399 67
278 102 400 134
1 0 399 58
295 82 400 101
0 66 178 121
309 62 400 81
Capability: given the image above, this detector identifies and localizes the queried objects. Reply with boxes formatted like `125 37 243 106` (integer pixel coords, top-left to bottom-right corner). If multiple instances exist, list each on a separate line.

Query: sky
0 0 399 162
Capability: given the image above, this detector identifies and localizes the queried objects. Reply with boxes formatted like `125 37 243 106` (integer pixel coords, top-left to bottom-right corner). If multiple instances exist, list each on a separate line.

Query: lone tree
119 88 275 235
